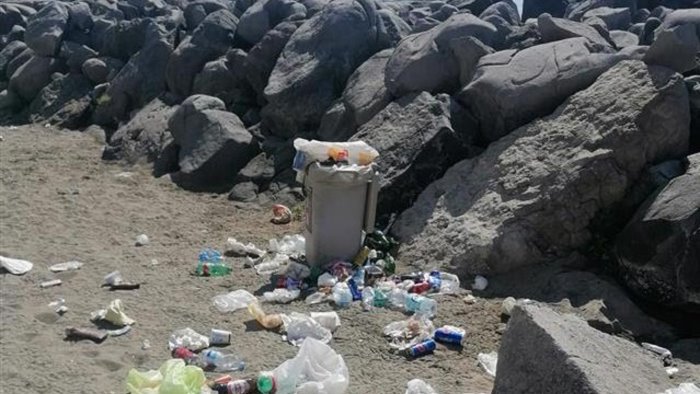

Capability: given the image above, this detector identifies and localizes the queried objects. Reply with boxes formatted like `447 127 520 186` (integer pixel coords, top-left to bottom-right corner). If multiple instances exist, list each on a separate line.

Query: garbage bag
126 359 206 394
272 337 349 394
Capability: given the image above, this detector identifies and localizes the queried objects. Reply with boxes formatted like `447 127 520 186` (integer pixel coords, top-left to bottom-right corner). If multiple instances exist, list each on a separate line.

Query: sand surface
0 125 501 394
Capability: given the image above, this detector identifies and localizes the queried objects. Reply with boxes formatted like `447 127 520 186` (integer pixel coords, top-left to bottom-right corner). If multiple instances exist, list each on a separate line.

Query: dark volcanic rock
24 2 69 57
521 0 568 20
28 73 93 128
644 24 700 74
538 13 613 47
8 55 64 102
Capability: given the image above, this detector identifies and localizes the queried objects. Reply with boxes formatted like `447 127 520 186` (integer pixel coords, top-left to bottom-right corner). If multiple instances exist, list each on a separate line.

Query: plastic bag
282 313 333 346
662 383 700 394
263 288 300 304
269 234 305 256
317 273 338 288
310 312 341 333
126 359 206 394
226 238 264 257
255 254 290 275
168 328 209 351
91 299 136 326
405 379 438 394
286 261 311 281
383 316 435 350
272 337 349 394
472 275 488 291
0 255 33 275
212 290 256 313
478 351 498 377
293 138 379 169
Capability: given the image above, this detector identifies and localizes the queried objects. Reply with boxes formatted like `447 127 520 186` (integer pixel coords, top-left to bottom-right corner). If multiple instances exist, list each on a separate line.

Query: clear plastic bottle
439 273 461 294
332 282 352 308
405 294 437 318
362 287 375 311
352 266 365 288
201 349 245 372
389 288 407 309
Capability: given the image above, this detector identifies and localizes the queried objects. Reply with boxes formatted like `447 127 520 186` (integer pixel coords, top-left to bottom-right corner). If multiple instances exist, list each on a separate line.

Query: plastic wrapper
126 359 206 394
49 261 83 272
269 234 305 256
281 312 333 347
212 290 256 313
0 255 33 275
91 299 136 326
262 288 300 303
168 328 210 351
478 351 498 377
271 337 349 394
383 317 435 350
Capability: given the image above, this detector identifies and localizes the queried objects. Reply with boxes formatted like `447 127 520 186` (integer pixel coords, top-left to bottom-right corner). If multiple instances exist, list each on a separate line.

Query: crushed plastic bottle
305 291 329 305
362 287 375 311
201 349 245 372
405 379 438 394
478 351 498 377
196 248 231 277
262 288 300 303
248 302 283 329
212 290 257 313
389 288 407 309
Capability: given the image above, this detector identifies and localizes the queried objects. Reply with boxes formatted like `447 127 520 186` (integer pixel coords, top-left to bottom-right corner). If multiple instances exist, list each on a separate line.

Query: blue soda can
406 339 437 358
433 325 465 345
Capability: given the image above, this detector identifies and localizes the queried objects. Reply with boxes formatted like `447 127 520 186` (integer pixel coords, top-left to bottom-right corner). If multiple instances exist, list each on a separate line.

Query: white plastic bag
406 379 438 394
226 238 264 257
0 255 33 275
310 312 341 333
282 313 332 347
269 234 305 256
662 383 700 394
317 273 338 288
272 337 349 394
473 275 488 291
293 138 379 168
263 288 300 304
286 261 311 280
168 328 210 351
212 290 256 313
478 351 498 377
255 254 290 275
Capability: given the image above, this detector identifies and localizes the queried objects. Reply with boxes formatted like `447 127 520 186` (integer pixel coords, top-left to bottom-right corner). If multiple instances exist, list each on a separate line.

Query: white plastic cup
210 329 232 345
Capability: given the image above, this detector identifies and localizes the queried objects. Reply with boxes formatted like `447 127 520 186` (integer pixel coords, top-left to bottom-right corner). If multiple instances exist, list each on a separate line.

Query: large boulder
165 9 238 98
59 41 97 72
8 55 63 102
538 13 613 48
243 20 302 103
192 57 238 104
479 0 519 26
81 57 124 84
105 98 176 163
610 29 639 48
0 3 35 35
565 0 636 22
615 154 700 313
183 0 230 30
168 95 259 188
235 0 306 47
342 48 393 127
350 92 475 217
0 41 27 79
99 19 161 61
261 0 381 138
376 8 411 48
94 39 172 125
27 73 93 128
384 13 497 97
457 38 645 142
521 0 568 20
24 2 69 57
449 36 494 86
661 9 700 31
493 303 674 393
644 24 700 74
582 7 631 30
394 61 689 275
5 47 33 81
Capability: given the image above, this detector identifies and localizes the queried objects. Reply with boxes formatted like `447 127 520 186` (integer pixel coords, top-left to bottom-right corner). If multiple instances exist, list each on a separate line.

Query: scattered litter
406 379 438 394
318 272 338 288
115 172 134 178
248 302 283 329
434 325 465 345
195 248 231 277
141 340 151 350
103 271 123 286
384 316 435 350
168 328 210 351
262 288 300 303
210 329 232 345
478 351 498 377
226 237 265 257
201 349 245 372
472 275 488 291
212 289 256 313
254 253 289 275
109 282 140 290
49 298 68 314
281 312 333 346
135 234 149 246
501 297 517 316
271 204 293 224
293 138 379 168
91 299 136 326
49 261 83 272
268 234 305 256
642 342 673 365
106 325 132 337
661 383 700 394
403 338 436 358
305 291 330 305
40 279 62 288
0 255 34 275
126 359 206 394
665 367 679 377
309 311 342 333
65 327 108 343
463 294 477 304
150 259 159 266
285 261 311 280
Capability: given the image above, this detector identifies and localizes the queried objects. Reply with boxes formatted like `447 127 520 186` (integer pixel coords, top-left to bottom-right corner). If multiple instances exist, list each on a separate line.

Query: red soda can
409 282 431 294
405 339 437 358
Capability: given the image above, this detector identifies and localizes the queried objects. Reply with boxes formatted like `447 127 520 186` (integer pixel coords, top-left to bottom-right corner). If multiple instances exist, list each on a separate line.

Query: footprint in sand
95 359 124 372
34 311 60 324
82 350 100 358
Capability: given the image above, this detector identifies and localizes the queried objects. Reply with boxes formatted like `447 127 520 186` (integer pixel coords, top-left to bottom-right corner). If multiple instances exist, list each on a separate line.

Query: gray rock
8 55 63 102
165 9 238 98
243 20 301 103
81 57 124 84
0 41 27 79
5 47 33 81
25 2 69 56
377 8 411 48
261 0 381 137
0 3 34 35
99 18 160 60
28 73 93 128
93 39 172 125
342 48 393 127
538 13 613 48
84 124 107 144
229 152 276 201
479 0 519 26
582 7 631 30
457 38 645 142
0 89 22 111
430 4 458 21
192 57 237 104
616 153 700 313
385 13 497 97
106 98 175 163
350 92 474 216
661 9 700 31
633 7 651 23
493 303 674 394
610 29 639 47
641 17 662 45
522 0 568 20
689 76 700 153
184 0 230 30
236 0 306 47
394 61 689 275
411 17 441 33
168 94 259 188
66 2 94 32
504 22 541 49
59 41 98 72
565 0 636 22
7 25 25 42
481 13 516 50
449 36 494 86
644 24 700 74
317 100 357 142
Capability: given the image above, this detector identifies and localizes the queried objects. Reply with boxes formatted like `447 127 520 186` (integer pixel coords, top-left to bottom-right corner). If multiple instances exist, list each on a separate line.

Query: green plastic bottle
257 371 276 394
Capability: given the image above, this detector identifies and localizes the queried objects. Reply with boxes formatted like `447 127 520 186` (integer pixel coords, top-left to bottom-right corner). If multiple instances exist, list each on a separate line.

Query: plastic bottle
353 247 370 266
201 349 245 372
255 254 289 275
172 347 200 366
439 273 460 294
361 287 375 311
332 282 352 308
212 290 256 313
257 371 276 394
248 302 283 329
389 288 407 309
373 287 388 307
348 278 362 301
352 266 365 288
405 294 437 318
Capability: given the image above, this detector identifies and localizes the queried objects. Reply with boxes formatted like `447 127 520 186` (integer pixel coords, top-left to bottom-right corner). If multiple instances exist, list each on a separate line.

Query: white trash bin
304 162 379 267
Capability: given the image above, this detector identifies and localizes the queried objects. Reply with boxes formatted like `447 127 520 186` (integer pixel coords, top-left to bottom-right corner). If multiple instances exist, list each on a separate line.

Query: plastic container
389 288 407 309
201 349 245 372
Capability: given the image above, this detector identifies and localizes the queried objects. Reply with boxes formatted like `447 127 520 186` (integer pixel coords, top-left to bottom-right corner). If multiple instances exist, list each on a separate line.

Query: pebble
501 297 517 316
